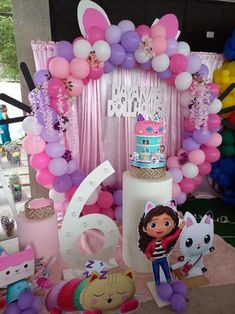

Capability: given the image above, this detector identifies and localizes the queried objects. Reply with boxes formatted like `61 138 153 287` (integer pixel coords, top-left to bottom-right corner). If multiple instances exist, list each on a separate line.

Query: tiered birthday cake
130 114 166 179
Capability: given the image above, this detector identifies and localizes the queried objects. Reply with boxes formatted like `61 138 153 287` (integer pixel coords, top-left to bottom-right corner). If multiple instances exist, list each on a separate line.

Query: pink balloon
46 57 54 70
83 77 90 85
150 24 166 38
207 82 220 97
188 149 205 165
201 146 220 163
30 151 51 170
197 161 212 175
172 183 181 198
170 54 188 74
48 78 66 97
69 58 90 79
179 178 196 193
100 207 115 220
83 204 100 215
152 37 167 55
194 174 204 186
167 156 180 169
207 113 221 130
22 134 45 155
50 97 68 114
36 169 55 186
65 185 77 202
49 57 70 79
87 26 105 45
205 132 222 147
66 75 84 96
184 118 195 132
166 74 176 86
136 24 151 37
89 67 104 80
97 191 114 209
157 14 179 38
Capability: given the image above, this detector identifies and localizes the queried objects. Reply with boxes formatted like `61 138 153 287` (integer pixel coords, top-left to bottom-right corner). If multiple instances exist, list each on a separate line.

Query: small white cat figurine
171 211 214 278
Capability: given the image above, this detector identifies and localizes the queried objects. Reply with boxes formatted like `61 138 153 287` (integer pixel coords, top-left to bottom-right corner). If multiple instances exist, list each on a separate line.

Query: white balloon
73 39 91 59
22 116 43 135
208 98 222 114
175 72 193 91
181 162 199 179
49 188 65 202
180 91 192 106
93 40 111 62
178 41 191 56
134 49 150 64
152 54 170 72
85 190 99 205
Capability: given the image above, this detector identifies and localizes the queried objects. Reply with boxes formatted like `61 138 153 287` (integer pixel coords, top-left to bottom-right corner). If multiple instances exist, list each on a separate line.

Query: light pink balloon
205 132 222 147
172 183 181 198
194 174 203 186
152 37 167 55
136 24 151 37
22 134 45 155
188 149 205 165
150 24 166 38
36 169 55 186
184 118 195 132
69 58 90 79
197 161 212 175
167 156 180 169
66 75 84 96
49 57 70 79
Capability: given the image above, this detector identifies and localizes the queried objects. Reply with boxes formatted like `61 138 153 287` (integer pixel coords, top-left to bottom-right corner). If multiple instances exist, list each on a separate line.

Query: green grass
179 198 235 247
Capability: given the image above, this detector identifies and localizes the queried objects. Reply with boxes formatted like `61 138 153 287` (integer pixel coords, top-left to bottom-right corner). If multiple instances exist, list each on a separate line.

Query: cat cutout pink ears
144 200 177 216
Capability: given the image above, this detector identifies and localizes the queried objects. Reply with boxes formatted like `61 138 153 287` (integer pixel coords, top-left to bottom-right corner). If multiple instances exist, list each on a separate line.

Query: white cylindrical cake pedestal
122 171 173 273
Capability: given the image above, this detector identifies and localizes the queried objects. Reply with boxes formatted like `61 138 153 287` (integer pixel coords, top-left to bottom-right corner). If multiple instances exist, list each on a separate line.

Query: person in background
0 104 11 144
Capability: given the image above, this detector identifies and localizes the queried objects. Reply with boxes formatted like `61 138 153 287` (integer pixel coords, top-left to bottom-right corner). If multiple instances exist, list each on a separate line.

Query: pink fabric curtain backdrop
31 41 224 187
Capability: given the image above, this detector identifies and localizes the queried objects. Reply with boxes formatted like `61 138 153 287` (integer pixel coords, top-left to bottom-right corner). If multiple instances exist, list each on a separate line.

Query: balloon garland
22 0 222 205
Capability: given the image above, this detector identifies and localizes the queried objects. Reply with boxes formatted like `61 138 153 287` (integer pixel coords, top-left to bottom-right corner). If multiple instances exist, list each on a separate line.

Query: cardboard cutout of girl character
138 201 185 286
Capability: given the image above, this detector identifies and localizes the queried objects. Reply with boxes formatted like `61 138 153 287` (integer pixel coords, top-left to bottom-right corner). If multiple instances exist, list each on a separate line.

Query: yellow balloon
227 61 235 76
222 95 235 108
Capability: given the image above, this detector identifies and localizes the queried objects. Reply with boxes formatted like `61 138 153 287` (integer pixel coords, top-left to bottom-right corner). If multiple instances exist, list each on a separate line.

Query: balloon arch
22 0 222 206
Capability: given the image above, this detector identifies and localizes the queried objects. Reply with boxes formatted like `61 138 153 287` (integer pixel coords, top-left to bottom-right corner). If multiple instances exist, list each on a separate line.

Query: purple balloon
121 30 140 52
21 309 37 314
170 293 187 313
118 20 135 34
166 38 179 57
197 64 209 80
48 157 68 176
193 128 211 144
182 137 200 151
139 59 152 70
40 128 60 143
33 70 50 86
186 54 202 74
114 206 123 221
104 61 114 73
169 168 183 184
53 174 72 193
105 25 122 44
67 159 78 174
176 192 187 204
56 41 74 62
4 302 20 314
45 141 66 158
171 281 188 298
31 295 43 312
36 108 58 126
183 130 193 139
122 53 136 69
17 291 34 310
157 283 173 301
113 189 123 206
109 44 126 65
70 170 86 186
157 68 172 80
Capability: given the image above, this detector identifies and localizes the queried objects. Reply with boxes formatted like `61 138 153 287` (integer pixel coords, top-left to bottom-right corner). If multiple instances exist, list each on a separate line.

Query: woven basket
25 199 54 220
130 166 166 180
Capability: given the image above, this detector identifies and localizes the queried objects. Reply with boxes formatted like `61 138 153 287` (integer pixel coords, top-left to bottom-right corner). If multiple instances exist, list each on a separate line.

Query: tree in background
0 0 19 80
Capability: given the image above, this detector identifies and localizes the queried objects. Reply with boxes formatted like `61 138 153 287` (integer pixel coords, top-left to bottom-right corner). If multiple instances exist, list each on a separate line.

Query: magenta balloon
192 128 211 144
179 178 196 193
207 113 221 130
40 128 60 143
30 151 51 170
170 54 188 74
105 25 122 44
136 24 150 36
120 30 140 52
201 146 220 163
45 141 66 158
70 170 86 186
33 70 50 86
36 169 55 186
47 78 66 98
109 44 126 65
53 174 72 193
122 53 136 69
198 161 212 175
183 137 200 151
55 40 74 61
36 108 58 126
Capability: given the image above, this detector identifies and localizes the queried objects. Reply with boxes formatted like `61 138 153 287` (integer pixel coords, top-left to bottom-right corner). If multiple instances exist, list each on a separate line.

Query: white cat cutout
171 211 214 278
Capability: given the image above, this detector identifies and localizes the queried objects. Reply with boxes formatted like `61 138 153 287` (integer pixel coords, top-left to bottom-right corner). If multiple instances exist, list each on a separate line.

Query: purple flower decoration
101 185 116 194
137 114 145 122
54 115 69 132
179 152 189 165
62 149 72 162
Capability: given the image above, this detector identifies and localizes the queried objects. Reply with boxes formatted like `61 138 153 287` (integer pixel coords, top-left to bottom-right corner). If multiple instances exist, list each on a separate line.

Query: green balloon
220 144 235 157
222 129 235 144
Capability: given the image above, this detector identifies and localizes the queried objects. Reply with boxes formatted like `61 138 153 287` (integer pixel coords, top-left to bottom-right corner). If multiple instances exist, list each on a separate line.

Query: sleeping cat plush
171 211 214 278
46 269 140 314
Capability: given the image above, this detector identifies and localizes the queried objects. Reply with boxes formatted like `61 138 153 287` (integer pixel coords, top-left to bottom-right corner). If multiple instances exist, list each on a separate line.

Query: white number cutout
60 160 119 269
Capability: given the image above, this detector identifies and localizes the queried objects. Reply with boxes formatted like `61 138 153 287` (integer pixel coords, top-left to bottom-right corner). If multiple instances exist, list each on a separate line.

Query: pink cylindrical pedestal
17 198 61 281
